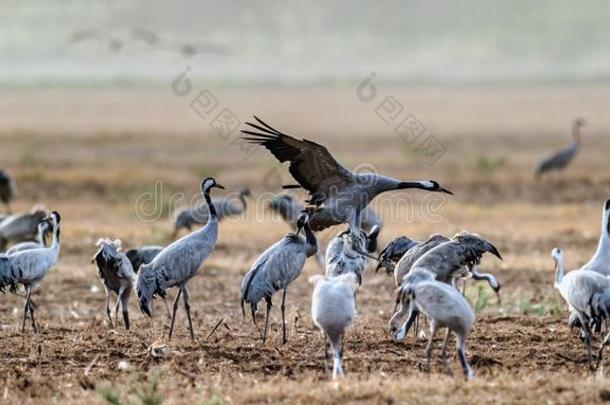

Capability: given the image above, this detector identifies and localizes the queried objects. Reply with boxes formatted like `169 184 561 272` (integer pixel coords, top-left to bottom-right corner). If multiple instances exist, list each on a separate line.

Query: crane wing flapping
241 116 354 205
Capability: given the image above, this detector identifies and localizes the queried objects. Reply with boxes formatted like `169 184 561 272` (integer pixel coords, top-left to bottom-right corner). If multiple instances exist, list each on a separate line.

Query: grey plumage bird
5 221 50 255
137 177 223 339
0 254 16 293
2 211 61 332
240 211 318 344
391 232 502 340
91 238 136 330
125 245 164 272
172 186 250 239
392 234 450 287
241 116 451 232
269 193 382 235
398 271 475 379
0 206 49 251
325 225 380 284
376 235 420 274
0 170 16 214
310 273 359 379
535 118 585 177
553 247 610 369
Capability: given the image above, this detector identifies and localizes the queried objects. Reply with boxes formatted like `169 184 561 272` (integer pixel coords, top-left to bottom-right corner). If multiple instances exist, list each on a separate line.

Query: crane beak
375 261 383 274
494 288 502 304
215 183 225 190
487 243 503 260
438 186 453 195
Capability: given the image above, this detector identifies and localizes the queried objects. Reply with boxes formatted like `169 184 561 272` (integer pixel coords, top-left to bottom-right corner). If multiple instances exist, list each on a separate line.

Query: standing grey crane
580 199 610 276
125 245 164 272
172 186 250 238
310 273 359 379
0 170 16 214
325 225 380 284
535 118 585 178
91 238 136 330
5 221 50 255
267 193 328 267
2 211 61 332
391 232 502 340
137 177 223 339
0 206 49 251
553 247 610 369
398 270 475 379
240 211 318 344
241 116 451 233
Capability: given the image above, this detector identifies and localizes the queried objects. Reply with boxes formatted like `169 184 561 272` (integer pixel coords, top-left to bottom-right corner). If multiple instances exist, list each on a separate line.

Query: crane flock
0 116 606 382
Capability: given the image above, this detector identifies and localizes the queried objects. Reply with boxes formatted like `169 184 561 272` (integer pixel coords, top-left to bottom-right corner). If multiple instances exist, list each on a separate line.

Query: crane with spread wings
241 116 452 232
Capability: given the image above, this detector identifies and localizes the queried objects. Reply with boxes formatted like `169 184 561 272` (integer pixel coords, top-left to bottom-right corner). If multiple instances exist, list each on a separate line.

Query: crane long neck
50 221 60 250
555 258 564 286
204 187 217 220
303 222 318 257
572 123 582 143
37 224 46 246
593 208 610 260
238 192 248 210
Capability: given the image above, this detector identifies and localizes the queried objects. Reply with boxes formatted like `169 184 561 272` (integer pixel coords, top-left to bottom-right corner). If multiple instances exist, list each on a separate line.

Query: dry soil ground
1 85 610 404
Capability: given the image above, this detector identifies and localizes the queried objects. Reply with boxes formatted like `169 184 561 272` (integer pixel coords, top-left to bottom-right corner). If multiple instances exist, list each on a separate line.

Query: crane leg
113 287 124 327
262 296 272 344
28 292 37 333
425 321 438 371
21 287 29 333
120 289 131 330
578 313 594 370
596 331 610 370
281 289 288 344
104 287 113 329
457 333 473 380
168 288 183 340
183 286 195 340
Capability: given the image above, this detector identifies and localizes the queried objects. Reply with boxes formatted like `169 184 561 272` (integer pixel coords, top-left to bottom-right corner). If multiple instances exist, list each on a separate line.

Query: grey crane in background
172 186 250 239
240 211 318 344
91 238 136 330
310 273 359 379
0 206 49 251
325 225 380 284
1 211 61 332
398 270 476 379
241 116 451 233
0 170 16 214
137 178 223 339
553 247 610 370
5 221 50 255
391 232 502 341
535 118 585 178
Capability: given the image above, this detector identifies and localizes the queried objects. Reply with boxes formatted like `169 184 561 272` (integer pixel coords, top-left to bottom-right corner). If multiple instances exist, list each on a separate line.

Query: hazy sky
1 0 609 85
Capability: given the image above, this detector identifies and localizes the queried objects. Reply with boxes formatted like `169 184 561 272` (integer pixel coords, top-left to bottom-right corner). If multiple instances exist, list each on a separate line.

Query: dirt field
1 85 610 404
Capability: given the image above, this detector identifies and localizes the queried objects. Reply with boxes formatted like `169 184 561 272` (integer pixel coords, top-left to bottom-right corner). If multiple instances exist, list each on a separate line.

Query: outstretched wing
241 116 354 205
